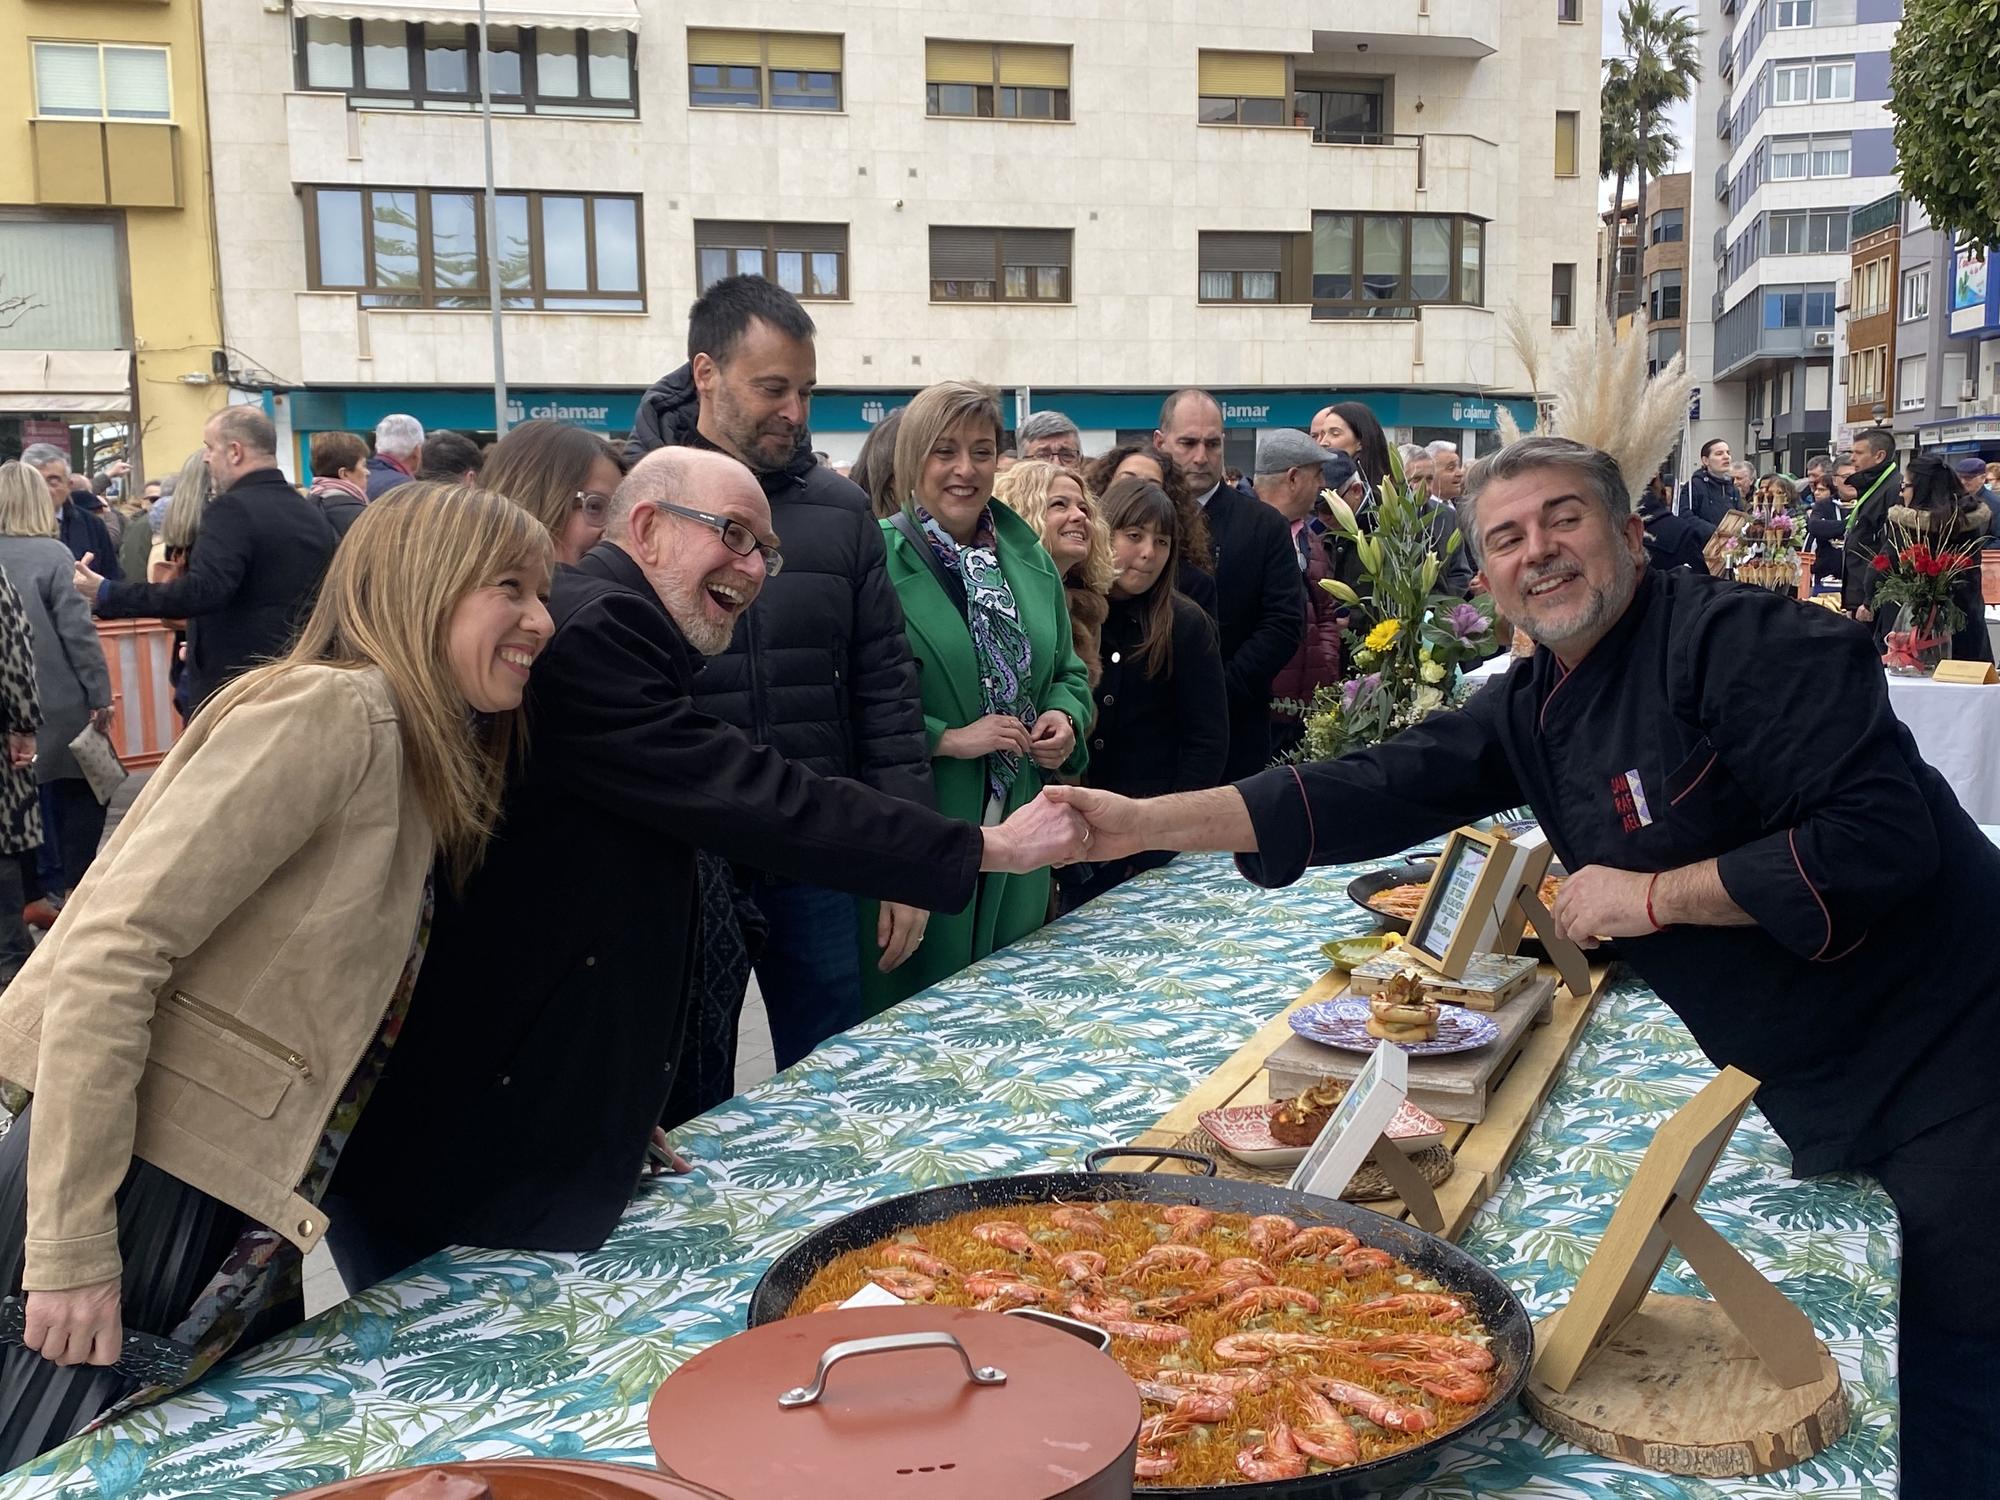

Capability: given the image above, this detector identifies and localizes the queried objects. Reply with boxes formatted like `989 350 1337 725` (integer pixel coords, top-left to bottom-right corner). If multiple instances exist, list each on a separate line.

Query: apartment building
1688 0 1901 475
1 0 225 474
201 0 1601 471
1640 173 1691 379
1839 189 1897 430
1886 197 2000 465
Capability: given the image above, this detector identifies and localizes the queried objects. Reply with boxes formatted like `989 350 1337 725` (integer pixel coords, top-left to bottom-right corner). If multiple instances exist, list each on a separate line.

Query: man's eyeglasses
572 491 614 524
654 500 785 576
1031 446 1082 464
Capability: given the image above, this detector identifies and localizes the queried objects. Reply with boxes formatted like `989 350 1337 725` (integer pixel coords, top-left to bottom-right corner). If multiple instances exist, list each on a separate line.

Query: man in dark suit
20 444 121 583
321 445 1082 1283
1155 389 1303 779
77 407 336 708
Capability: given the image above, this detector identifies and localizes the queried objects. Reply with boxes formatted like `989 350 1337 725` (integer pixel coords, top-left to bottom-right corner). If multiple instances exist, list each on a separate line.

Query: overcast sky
1601 0 1700 204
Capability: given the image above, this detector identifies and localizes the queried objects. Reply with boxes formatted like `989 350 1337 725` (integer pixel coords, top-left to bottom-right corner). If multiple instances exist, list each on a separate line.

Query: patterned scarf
916 504 1037 807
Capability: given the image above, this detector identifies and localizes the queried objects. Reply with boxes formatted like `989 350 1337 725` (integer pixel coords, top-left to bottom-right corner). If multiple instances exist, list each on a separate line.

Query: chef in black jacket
1048 433 1999 1497
323 447 1079 1283
1153 389 1302 780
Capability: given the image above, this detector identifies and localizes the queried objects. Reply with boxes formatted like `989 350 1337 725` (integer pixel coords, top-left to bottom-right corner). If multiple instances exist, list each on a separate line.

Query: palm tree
1600 60 1639 320
1619 0 1702 268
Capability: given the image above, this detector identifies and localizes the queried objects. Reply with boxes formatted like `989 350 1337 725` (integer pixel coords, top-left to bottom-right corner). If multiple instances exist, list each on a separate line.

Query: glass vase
1883 603 1954 676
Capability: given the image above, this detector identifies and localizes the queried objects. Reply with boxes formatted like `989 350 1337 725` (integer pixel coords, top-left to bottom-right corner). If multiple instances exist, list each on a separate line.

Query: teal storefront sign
277 386 1530 437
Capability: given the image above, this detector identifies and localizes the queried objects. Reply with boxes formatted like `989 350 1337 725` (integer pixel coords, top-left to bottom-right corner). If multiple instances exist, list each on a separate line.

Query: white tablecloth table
1466 653 2000 822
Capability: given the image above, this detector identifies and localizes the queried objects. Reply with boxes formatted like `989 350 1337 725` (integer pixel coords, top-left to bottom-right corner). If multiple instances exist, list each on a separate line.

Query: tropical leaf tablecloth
0 851 1897 1499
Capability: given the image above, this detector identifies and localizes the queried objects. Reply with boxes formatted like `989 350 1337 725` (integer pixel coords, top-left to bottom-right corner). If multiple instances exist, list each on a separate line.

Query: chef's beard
1514 557 1639 653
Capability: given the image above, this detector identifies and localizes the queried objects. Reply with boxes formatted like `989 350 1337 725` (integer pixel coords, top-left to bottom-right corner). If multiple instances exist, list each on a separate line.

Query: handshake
978 785 1150 875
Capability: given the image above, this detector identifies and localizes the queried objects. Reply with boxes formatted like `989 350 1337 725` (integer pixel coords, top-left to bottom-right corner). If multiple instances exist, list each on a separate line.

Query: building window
1773 56 1853 104
924 40 1070 120
1292 77 1387 143
1554 111 1579 177
1764 209 1849 254
687 29 841 111
1810 136 1851 176
1806 288 1835 324
694 221 846 299
304 185 643 310
1647 267 1683 322
1902 266 1930 322
1897 354 1927 411
929 227 1071 302
297 20 636 114
1309 212 1485 318
1775 0 1815 25
1551 262 1576 326
1197 233 1291 302
1649 207 1684 245
1198 50 1287 125
1848 345 1886 403
32 41 171 120
1648 325 1683 374
1767 134 1849 180
1557 0 1582 20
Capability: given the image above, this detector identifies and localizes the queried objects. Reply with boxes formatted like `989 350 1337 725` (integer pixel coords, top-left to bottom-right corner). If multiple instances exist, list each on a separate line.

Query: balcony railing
1719 38 1735 78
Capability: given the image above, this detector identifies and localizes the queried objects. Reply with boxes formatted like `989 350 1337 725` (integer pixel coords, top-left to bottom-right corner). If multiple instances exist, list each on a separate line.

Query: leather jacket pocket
148 991 306 1121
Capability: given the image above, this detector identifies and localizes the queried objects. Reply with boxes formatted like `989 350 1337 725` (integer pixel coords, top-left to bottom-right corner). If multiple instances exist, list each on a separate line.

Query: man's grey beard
1517 559 1639 652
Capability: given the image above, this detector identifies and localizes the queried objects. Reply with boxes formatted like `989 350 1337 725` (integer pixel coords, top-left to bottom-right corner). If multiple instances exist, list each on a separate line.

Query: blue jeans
742 877 864 1070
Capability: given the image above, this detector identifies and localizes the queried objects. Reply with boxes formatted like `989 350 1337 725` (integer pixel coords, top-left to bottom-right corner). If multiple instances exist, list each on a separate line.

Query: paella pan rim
746 1168 1532 1500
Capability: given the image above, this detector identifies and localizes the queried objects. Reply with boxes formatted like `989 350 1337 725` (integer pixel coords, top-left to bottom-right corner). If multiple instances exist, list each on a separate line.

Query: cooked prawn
1050 1206 1111 1240
1052 1250 1107 1288
1334 1247 1397 1278
1234 1420 1307 1481
1216 1285 1322 1321
1277 1225 1362 1261
1097 1317 1192 1345
1306 1375 1436 1434
880 1244 955 1279
1290 1382 1361 1468
1162 1205 1216 1242
1134 1381 1234 1422
1348 1292 1468 1323
1212 1331 1335 1364
1248 1215 1298 1257
1124 1243 1213 1277
1067 1293 1137 1325
971 1220 1051 1261
1135 1413 1195 1480
864 1267 935 1300
1337 1332 1495 1372
1380 1359 1496 1405
1147 1367 1274 1397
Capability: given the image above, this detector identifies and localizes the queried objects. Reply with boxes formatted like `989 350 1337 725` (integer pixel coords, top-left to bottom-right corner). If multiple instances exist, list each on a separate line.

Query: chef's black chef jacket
1238 568 2000 1176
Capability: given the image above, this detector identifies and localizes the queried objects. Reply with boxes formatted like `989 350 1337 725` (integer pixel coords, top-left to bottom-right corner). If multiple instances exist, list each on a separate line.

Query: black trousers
1864 1096 2000 1498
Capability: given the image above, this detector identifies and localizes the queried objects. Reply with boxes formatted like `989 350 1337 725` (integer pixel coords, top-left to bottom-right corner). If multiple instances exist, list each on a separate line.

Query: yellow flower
1421 660 1447 684
1363 618 1401 652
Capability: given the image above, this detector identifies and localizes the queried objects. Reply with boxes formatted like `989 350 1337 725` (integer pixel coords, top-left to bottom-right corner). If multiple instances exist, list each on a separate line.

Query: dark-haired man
76 408 335 707
627 276 931 1079
1050 431 2000 1496
1155 389 1302 779
1838 426 1901 623
1683 436 1738 526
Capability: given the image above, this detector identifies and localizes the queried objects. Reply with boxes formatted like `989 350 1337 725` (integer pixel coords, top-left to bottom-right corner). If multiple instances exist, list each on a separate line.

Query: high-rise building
0 0 225 476
200 0 1602 473
1876 196 2000 465
1688 0 1902 474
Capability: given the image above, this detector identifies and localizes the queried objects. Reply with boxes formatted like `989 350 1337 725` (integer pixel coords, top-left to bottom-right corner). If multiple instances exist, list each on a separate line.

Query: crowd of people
0 272 1994 1488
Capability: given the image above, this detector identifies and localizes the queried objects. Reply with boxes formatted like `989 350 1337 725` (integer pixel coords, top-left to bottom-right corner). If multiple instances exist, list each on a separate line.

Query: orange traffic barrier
95 619 180 770
1984 552 2000 608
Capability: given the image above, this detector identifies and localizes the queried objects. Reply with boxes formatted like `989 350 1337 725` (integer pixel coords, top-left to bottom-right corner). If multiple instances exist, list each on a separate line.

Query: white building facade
203 0 1601 469
1687 0 1902 473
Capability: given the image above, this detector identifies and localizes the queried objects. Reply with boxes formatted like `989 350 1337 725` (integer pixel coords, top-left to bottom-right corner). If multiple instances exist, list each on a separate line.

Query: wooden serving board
1125 963 1609 1241
1264 974 1558 1123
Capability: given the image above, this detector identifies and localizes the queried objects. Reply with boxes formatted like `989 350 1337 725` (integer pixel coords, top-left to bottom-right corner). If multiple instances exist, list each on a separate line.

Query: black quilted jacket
627 365 933 806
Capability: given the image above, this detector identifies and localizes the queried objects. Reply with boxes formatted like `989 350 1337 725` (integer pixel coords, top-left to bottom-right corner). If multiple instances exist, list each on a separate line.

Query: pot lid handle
776 1331 1007 1411
1082 1146 1219 1176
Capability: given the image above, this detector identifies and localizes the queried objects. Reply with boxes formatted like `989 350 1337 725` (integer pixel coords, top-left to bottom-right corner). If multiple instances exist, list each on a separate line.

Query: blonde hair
210 482 553 887
0 462 58 539
161 451 213 552
891 380 1004 516
995 459 1114 594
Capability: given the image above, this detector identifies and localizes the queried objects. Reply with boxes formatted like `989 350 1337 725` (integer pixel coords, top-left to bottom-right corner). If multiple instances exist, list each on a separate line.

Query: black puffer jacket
627 366 932 805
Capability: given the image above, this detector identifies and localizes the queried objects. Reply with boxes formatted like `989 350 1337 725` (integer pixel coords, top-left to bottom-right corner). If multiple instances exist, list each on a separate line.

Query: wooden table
1127 961 1614 1239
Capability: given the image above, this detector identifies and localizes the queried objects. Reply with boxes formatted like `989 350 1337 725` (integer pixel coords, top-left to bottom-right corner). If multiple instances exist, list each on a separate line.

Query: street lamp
1870 402 1887 426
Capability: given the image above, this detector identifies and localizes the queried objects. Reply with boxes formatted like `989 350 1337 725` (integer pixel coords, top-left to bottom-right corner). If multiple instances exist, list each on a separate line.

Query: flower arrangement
1299 474 1499 760
1870 523 1982 672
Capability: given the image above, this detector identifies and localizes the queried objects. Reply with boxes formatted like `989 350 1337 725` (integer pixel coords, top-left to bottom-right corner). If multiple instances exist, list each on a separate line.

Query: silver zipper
168 991 315 1081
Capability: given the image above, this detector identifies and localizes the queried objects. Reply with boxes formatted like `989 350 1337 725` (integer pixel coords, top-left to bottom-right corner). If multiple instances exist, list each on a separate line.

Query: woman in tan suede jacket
0 480 553 1465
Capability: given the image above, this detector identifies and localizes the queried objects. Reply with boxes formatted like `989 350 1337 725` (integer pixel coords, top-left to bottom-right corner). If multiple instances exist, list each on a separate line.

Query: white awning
0 350 131 416
293 0 639 31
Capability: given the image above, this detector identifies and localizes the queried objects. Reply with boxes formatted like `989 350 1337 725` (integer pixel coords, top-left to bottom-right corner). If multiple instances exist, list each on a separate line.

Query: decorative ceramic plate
1198 1099 1449 1169
1289 997 1502 1056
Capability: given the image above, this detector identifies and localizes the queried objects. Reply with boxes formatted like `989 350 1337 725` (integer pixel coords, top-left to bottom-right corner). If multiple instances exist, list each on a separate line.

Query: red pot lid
649 1306 1140 1500
283 1458 733 1499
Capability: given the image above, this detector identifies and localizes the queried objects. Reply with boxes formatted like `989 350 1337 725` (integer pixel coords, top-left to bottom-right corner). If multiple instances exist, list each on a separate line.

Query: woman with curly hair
995 459 1113 689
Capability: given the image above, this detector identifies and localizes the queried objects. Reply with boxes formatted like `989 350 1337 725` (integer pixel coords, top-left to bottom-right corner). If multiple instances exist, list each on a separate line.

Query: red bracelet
1645 872 1665 932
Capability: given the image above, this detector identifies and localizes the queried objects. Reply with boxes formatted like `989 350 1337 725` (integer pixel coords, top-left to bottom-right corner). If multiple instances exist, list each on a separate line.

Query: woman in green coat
860 381 1094 1015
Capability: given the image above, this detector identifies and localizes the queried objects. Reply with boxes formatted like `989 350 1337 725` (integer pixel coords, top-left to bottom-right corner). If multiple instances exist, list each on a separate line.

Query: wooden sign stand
1522 1067 1849 1477
1400 826 1592 1000
1360 1138 1443 1233
1288 1044 1444 1234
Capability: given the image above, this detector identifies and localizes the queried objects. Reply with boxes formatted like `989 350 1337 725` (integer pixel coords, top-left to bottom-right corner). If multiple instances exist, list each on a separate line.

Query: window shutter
930 227 997 280
765 32 840 71
926 39 995 85
997 44 1067 88
1197 50 1284 97
1199 233 1282 273
1000 228 1070 266
694 220 770 248
103 47 171 119
34 43 103 117
686 29 762 66
774 222 847 254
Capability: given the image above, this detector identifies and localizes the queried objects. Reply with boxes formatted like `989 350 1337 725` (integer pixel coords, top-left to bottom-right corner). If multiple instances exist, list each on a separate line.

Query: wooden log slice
1522 1293 1849 1477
